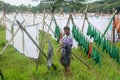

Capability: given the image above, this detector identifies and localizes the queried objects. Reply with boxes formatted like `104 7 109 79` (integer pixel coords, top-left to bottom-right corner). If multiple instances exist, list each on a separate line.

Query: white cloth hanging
13 24 24 54
24 25 39 59
5 22 13 45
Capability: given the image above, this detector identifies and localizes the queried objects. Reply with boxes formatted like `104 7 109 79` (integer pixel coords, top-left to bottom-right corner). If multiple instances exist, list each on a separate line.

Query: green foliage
0 39 6 47
1 0 120 13
89 0 120 13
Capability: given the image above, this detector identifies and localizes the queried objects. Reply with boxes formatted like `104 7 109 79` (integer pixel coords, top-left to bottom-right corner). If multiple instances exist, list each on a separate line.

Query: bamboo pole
2 0 5 26
82 4 88 32
66 14 72 26
16 20 57 70
72 52 91 69
0 70 4 80
103 10 117 37
36 10 46 70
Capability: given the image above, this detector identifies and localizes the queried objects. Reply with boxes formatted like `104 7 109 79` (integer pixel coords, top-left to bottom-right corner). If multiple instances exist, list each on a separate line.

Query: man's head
63 26 70 35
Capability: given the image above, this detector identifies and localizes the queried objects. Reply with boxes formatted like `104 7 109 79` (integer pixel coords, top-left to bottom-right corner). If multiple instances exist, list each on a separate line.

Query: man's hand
57 48 61 52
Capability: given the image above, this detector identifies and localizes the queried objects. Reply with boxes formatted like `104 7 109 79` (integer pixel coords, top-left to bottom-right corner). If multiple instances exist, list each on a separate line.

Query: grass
0 27 120 80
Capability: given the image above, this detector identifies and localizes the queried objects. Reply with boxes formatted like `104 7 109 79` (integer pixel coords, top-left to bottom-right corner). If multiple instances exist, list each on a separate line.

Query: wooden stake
36 10 46 70
0 70 5 80
103 10 117 38
82 4 88 32
72 52 91 69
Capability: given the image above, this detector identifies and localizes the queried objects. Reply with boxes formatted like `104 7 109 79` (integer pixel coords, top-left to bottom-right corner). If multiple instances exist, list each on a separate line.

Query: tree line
0 0 120 14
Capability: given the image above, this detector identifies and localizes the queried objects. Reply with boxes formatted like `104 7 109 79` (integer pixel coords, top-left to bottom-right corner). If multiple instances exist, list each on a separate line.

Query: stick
72 52 91 69
0 70 5 80
82 4 88 32
16 20 57 70
66 14 72 26
36 10 46 70
103 10 117 37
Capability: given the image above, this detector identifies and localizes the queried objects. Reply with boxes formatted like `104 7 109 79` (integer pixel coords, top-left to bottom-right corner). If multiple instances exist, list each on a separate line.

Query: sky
3 0 40 6
2 0 101 6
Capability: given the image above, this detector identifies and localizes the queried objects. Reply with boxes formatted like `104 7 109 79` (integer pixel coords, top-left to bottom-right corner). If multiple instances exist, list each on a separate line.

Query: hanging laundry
97 33 101 46
93 29 97 40
107 42 111 54
5 22 13 45
54 25 60 42
116 48 120 63
84 39 89 54
87 23 91 36
91 47 101 65
90 26 94 39
78 33 82 46
24 25 39 59
72 25 76 38
60 31 63 40
88 43 92 58
102 38 106 51
13 24 24 54
94 31 99 43
75 28 80 42
47 40 54 70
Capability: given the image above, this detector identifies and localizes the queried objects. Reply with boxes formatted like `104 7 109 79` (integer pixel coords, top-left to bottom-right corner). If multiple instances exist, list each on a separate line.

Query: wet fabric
72 25 90 55
47 40 54 70
87 23 92 36
24 25 39 59
5 22 13 45
13 24 24 54
91 47 101 65
88 43 92 58
60 34 73 66
54 25 60 42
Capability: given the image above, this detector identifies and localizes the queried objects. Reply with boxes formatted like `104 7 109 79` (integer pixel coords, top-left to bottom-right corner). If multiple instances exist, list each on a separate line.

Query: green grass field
0 27 120 80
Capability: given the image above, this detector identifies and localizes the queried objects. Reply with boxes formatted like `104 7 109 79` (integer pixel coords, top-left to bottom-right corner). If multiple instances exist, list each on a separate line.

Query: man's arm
57 44 63 52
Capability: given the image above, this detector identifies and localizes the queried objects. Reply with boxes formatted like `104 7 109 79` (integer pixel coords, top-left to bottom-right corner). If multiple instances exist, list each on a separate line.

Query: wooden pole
2 0 5 26
112 8 116 43
82 4 88 32
72 52 91 69
103 10 117 38
113 17 115 43
16 20 57 70
36 10 46 70
0 70 4 80
66 14 72 26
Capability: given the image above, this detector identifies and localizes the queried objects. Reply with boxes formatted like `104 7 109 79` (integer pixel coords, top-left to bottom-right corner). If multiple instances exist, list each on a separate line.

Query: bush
0 40 6 47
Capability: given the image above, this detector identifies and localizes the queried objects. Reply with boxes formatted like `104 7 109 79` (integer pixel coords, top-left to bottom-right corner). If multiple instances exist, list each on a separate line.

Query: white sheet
24 25 39 59
13 24 24 54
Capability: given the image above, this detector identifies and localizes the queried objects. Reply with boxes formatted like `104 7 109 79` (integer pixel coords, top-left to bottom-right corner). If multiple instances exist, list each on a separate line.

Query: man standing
58 26 73 76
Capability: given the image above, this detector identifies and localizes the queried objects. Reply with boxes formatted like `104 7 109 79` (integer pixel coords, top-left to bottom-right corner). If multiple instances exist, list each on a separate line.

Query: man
57 26 73 76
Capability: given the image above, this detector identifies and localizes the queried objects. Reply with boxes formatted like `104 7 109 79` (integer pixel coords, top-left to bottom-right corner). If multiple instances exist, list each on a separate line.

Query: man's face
64 29 70 35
